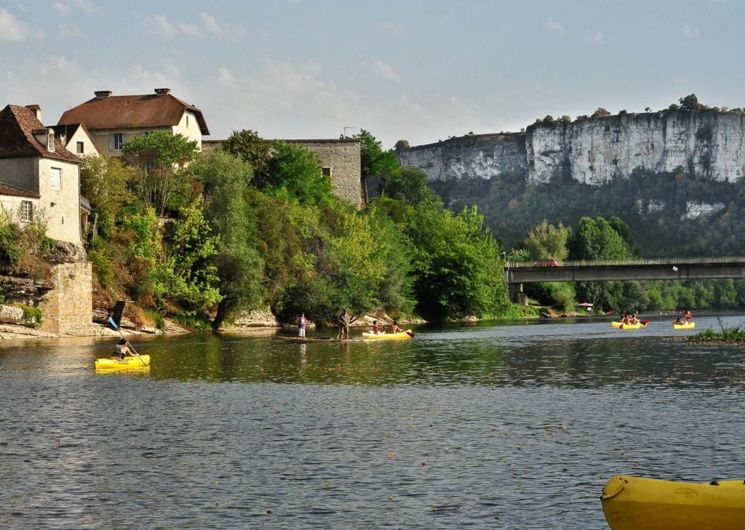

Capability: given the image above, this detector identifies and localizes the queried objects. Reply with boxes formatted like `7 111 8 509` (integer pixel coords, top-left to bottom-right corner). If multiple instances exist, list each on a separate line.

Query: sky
1 0 743 148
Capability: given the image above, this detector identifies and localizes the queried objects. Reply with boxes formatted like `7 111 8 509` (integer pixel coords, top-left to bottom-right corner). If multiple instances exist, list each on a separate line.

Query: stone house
203 138 364 207
58 88 210 156
0 104 85 245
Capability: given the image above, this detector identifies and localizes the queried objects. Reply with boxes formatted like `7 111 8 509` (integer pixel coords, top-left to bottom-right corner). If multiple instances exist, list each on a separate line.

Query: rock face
398 133 526 181
398 111 745 185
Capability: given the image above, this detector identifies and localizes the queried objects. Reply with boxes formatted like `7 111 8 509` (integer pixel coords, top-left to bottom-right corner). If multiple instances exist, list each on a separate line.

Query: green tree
262 141 333 206
522 220 570 261
222 129 273 184
358 129 401 196
196 150 265 330
384 167 439 205
122 131 199 216
409 205 508 321
162 200 221 314
679 94 705 112
568 216 633 309
79 155 135 238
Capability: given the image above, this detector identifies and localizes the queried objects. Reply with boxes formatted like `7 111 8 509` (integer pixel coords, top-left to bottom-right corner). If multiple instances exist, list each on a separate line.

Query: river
2 315 745 529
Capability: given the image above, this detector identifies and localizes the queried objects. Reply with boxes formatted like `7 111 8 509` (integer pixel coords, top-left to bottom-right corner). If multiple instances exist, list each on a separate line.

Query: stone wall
39 260 92 335
286 139 362 207
202 138 363 207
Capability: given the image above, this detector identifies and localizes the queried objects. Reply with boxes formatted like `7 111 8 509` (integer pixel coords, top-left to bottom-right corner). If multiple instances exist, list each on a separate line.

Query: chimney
154 88 171 95
25 104 42 122
94 90 112 98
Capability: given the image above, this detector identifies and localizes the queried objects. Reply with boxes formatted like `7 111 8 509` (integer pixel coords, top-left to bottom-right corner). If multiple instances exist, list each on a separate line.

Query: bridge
504 257 745 303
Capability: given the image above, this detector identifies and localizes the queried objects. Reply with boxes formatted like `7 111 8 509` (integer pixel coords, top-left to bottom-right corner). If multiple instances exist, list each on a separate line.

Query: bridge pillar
509 283 528 306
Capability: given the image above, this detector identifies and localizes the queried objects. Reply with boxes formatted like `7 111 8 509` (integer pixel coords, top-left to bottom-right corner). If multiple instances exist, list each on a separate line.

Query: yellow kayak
362 329 414 341
673 321 696 330
602 475 745 530
611 322 648 330
95 354 150 370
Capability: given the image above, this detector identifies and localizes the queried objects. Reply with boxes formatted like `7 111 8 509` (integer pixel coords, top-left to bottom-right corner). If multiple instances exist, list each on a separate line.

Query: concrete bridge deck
504 257 745 284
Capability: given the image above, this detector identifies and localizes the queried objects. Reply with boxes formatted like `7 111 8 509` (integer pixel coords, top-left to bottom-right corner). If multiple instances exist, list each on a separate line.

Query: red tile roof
0 105 80 163
58 92 209 135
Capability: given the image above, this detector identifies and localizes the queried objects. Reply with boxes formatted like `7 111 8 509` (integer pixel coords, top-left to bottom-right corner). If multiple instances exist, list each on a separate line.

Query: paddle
108 317 146 366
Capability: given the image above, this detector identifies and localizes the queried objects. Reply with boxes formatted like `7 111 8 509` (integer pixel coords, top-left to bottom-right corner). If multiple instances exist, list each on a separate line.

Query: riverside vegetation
0 129 513 332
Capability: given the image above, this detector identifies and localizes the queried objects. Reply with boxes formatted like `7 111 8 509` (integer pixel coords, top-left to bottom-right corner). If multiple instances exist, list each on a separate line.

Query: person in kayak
683 308 693 321
390 320 403 333
112 338 135 359
674 316 686 326
372 320 383 334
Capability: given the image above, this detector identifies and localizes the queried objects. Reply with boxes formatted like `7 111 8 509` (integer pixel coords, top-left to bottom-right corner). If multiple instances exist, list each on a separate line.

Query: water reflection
2 316 745 529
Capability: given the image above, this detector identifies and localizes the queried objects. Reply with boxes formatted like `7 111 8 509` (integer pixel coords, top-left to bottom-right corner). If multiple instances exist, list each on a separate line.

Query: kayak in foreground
673 321 696 330
602 475 745 530
361 329 414 341
95 355 150 370
610 322 648 330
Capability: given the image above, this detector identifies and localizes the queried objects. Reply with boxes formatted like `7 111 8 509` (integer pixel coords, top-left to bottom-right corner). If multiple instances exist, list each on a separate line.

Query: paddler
112 338 135 359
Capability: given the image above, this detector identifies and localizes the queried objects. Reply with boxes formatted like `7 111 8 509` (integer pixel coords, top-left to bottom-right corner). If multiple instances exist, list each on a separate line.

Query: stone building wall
39 260 92 335
285 139 362 207
202 138 363 207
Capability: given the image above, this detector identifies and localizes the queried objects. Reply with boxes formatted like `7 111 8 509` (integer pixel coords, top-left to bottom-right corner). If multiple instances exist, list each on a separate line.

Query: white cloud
52 0 97 15
201 12 222 34
149 14 177 37
546 19 567 36
52 2 71 14
0 8 42 41
681 24 700 40
378 21 406 36
369 60 401 83
147 15 201 38
217 66 234 85
179 23 201 37
584 30 604 45
200 12 245 40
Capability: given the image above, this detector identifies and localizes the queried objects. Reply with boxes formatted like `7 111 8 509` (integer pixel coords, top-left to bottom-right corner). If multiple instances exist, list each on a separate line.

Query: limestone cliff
399 110 745 184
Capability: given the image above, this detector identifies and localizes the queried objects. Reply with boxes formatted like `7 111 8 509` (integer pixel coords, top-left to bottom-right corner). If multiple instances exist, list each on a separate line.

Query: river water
2 315 745 529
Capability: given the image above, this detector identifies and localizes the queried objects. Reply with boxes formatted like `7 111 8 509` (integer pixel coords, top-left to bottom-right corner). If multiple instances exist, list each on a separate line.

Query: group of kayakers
297 310 403 338
674 308 693 326
618 311 642 326
370 319 403 335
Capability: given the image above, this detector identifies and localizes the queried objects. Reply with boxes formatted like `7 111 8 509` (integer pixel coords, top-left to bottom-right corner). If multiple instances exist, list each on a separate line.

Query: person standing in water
298 313 308 338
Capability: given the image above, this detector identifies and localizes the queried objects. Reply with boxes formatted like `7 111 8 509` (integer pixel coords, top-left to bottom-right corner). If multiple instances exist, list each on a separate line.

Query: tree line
78 129 510 331
515 216 745 313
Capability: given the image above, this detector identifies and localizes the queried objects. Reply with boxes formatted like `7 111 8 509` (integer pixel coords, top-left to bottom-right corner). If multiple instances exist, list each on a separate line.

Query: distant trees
522 221 570 261
591 108 611 118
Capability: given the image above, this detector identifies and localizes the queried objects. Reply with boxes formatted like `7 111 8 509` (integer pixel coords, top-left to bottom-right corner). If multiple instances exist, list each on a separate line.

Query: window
322 166 333 177
112 133 124 151
76 141 84 154
50 167 62 190
47 132 54 152
186 115 190 128
20 201 33 222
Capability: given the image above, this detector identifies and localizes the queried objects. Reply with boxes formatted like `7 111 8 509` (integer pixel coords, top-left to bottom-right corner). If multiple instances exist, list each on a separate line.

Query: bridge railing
505 257 745 268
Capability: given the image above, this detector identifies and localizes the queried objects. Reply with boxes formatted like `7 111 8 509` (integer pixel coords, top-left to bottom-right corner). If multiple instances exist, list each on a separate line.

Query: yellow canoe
362 329 414 341
611 322 647 330
95 354 150 370
602 475 745 530
673 321 696 330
